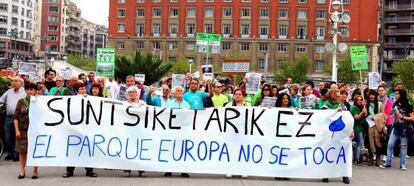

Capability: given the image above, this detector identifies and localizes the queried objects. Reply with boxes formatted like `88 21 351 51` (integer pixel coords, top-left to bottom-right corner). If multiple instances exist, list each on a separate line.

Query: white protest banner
28 96 353 179
222 63 250 73
246 73 261 94
135 74 145 82
260 97 277 107
369 72 381 90
59 68 73 80
19 62 37 75
172 74 185 89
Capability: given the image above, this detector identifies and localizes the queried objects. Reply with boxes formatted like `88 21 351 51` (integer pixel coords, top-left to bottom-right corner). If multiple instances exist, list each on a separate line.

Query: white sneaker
401 165 407 171
406 155 410 159
241 175 248 178
382 155 387 162
226 174 232 178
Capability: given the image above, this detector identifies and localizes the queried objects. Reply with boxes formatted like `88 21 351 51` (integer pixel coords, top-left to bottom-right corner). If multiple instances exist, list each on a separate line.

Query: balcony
136 33 144 37
259 35 268 39
241 34 250 38
384 16 414 23
384 42 414 48
222 34 230 38
153 33 160 37
278 35 287 39
169 33 177 37
384 29 414 35
316 36 325 40
297 35 307 39
186 33 194 37
384 4 414 11
383 54 411 60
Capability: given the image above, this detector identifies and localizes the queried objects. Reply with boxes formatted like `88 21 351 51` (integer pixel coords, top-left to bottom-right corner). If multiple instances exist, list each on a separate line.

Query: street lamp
326 0 351 82
41 34 52 70
188 58 193 74
7 28 18 60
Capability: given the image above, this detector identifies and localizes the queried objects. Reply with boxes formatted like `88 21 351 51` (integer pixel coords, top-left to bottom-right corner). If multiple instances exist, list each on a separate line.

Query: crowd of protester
1 67 414 184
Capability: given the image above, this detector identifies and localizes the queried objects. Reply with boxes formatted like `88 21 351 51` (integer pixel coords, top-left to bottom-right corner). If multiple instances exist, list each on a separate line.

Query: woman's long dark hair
275 93 291 107
367 90 379 114
395 89 410 109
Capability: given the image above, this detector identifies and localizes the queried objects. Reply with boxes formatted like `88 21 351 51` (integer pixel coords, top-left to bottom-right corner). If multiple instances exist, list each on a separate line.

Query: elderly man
146 84 172 107
117 75 136 101
49 76 66 96
166 86 190 109
0 77 26 161
63 76 79 95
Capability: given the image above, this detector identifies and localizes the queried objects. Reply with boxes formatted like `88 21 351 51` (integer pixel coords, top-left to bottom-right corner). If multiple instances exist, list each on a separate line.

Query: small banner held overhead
96 48 115 77
350 46 368 71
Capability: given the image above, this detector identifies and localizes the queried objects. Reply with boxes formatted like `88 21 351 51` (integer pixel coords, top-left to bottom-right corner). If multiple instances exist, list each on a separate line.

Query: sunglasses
215 86 222 88
263 89 270 91
162 89 170 92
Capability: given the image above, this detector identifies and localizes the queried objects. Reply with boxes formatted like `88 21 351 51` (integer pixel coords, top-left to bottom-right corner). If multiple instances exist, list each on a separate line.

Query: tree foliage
274 55 310 84
67 54 96 71
392 58 414 91
115 51 173 85
170 58 198 74
324 56 360 84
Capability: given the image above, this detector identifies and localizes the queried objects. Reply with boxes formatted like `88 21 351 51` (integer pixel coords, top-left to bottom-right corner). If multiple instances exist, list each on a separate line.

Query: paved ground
51 60 87 76
0 157 413 186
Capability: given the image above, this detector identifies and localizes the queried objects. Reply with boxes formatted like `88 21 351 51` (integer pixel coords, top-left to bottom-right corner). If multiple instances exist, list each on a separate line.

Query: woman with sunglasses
255 84 274 106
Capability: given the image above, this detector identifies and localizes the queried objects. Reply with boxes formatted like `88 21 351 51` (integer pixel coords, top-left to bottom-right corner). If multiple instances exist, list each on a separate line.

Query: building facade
95 24 108 51
0 0 36 59
108 0 379 79
40 0 63 58
381 0 414 80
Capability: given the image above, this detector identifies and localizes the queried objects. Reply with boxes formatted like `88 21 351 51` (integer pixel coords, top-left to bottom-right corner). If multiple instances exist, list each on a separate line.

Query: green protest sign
196 33 222 54
96 48 115 77
350 46 368 71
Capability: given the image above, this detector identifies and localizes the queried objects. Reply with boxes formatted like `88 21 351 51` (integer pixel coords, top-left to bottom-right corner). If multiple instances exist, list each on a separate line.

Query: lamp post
326 0 351 82
188 58 193 74
41 34 51 70
7 28 18 60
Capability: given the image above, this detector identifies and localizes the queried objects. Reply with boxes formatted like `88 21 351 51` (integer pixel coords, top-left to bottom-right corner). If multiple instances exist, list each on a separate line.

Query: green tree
274 55 310 84
392 58 414 91
115 51 173 85
325 56 360 84
67 54 96 71
170 58 198 74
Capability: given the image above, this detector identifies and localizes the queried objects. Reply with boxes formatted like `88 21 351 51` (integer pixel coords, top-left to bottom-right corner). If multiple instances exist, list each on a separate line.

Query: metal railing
384 16 414 22
384 42 414 47
384 4 414 11
383 29 414 35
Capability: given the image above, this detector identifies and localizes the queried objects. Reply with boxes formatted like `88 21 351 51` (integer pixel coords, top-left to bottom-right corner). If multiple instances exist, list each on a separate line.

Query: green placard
350 46 368 71
96 48 115 77
196 33 222 54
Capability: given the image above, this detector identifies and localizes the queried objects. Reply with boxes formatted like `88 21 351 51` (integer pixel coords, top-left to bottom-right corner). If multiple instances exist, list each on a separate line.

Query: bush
67 54 96 71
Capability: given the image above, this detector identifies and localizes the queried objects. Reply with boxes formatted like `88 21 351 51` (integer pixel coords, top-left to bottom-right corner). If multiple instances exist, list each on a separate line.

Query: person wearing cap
0 76 26 161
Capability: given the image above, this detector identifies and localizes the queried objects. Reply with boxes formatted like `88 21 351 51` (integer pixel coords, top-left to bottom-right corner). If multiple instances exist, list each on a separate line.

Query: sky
72 0 109 27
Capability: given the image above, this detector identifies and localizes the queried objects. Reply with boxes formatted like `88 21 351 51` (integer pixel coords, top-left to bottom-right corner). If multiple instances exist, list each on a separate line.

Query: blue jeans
354 132 364 162
386 129 408 167
4 116 16 157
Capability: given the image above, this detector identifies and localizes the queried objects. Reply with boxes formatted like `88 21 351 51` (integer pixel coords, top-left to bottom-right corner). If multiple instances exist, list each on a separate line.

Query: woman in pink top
378 85 393 127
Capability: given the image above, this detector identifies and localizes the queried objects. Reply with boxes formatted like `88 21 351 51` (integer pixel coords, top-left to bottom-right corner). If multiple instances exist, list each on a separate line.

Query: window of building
277 59 286 70
298 10 307 19
240 43 250 51
222 24 231 35
187 24 195 34
298 0 307 3
26 21 32 29
241 8 250 17
117 24 125 32
0 3 8 12
136 41 144 49
317 0 325 3
153 8 161 16
204 24 213 33
0 41 5 49
278 44 288 52
258 59 265 71
118 9 126 17
205 8 214 17
20 19 24 28
0 16 7 24
169 24 178 35
279 0 288 3
170 8 178 17
48 35 57 41
297 25 307 39
341 0 349 4
316 26 325 39
296 44 306 53
315 45 325 53
48 25 58 31
153 41 161 49
49 6 59 13
118 0 126 3
137 9 145 17
152 24 161 35
279 9 288 18
241 24 250 35
47 16 59 22
261 0 269 2
169 42 178 50
223 8 232 17
259 43 268 52
186 42 195 50
315 60 324 71
187 8 195 17
0 28 7 35
137 0 144 3
278 25 288 38
260 8 269 18
136 24 144 36
169 57 177 62
259 25 268 36
316 10 325 19
12 17 18 26
222 42 231 51
117 42 125 49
